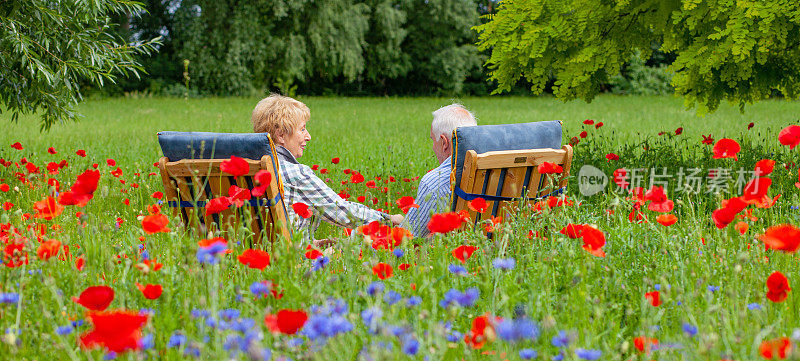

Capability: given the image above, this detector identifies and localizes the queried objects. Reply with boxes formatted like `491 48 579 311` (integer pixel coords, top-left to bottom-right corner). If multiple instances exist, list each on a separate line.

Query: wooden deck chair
449 121 573 225
156 131 292 246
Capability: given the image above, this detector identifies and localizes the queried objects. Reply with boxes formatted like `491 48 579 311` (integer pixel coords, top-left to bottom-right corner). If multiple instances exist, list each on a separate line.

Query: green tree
0 0 159 129
476 0 800 112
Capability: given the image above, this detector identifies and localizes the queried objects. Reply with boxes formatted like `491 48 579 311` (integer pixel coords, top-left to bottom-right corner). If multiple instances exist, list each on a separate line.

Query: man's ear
440 134 450 152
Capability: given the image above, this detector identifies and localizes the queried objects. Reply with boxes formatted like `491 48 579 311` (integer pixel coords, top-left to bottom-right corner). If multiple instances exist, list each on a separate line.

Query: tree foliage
0 0 160 129
475 0 800 112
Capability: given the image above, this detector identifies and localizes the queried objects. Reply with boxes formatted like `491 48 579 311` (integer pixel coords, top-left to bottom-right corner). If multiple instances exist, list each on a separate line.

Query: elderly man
405 104 477 237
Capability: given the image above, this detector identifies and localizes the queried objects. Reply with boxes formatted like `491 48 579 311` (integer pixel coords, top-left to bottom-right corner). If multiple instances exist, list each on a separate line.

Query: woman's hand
389 214 404 225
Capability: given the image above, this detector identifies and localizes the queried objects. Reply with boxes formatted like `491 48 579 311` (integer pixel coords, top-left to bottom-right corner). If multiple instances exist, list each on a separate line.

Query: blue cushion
450 120 563 207
157 131 274 161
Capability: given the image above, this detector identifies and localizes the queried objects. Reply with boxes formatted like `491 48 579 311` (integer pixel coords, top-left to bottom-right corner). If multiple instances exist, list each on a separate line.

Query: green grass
0 95 799 360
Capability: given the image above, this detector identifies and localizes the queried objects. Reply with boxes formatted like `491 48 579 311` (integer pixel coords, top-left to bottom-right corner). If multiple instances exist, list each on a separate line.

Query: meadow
1 95 799 360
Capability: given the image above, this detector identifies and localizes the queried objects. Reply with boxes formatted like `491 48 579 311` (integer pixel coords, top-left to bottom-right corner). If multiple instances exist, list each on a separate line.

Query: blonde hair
251 94 310 137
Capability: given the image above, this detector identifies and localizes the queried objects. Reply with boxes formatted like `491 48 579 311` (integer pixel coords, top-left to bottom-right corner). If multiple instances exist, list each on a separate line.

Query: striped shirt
276 146 388 240
405 157 452 237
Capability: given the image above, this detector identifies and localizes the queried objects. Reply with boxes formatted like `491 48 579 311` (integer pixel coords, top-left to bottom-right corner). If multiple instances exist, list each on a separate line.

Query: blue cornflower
139 308 155 316
393 248 404 258
55 325 73 335
448 264 468 276
654 284 661 291
168 333 187 348
287 338 304 347
384 290 402 305
492 258 516 270
0 293 20 304
191 309 210 319
184 345 201 357
141 334 155 350
367 281 385 296
219 309 240 320
250 281 270 297
747 303 762 310
361 307 382 330
575 348 602 360
707 285 720 292
439 288 479 308
140 250 150 260
402 337 419 355
71 320 84 328
196 243 227 264
496 318 540 342
552 351 564 361
104 352 117 360
446 331 463 342
406 296 422 307
682 323 697 337
519 349 538 360
258 348 272 361
551 330 571 348
302 313 353 340
311 256 330 271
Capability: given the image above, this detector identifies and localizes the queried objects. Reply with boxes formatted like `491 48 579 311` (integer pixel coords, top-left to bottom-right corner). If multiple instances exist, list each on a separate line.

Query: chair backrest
156 132 291 246
450 121 572 222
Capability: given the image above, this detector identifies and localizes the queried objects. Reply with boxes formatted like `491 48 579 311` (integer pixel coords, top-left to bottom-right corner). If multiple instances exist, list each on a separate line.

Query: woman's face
278 120 311 158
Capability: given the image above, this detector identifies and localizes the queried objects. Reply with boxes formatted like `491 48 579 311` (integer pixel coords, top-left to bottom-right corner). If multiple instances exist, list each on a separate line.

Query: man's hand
389 214 404 225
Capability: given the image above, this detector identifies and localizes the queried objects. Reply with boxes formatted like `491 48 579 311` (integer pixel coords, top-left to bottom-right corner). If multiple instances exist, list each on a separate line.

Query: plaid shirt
276 146 387 240
404 157 452 237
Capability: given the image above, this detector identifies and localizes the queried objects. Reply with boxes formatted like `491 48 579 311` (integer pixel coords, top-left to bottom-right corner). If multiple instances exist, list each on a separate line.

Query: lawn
1 95 799 360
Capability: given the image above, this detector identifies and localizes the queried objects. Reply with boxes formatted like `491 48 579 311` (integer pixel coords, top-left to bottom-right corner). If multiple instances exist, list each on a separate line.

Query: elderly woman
252 94 403 241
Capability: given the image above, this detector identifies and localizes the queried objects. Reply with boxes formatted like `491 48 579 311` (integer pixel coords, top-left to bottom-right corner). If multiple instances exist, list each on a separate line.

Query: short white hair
431 103 477 138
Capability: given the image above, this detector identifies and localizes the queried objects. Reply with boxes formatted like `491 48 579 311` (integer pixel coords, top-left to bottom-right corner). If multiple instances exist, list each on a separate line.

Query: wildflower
361 307 382 330
712 138 740 160
406 296 422 307
292 203 312 219
496 318 540 342
778 125 800 149
372 263 393 279
440 288 480 308
538 162 563 174
708 285 720 292
220 156 249 176
519 349 538 360
575 348 602 360
656 214 677 226
384 291 402 305
427 211 468 234
395 196 419 213
141 213 170 234
605 153 619 161
73 286 115 311
759 337 791 359
57 169 101 207
493 258 515 270
748 303 763 310
448 264 468 276
393 248 404 258
310 256 329 272
168 333 187 347
552 330 571 347
452 245 478 263
759 224 800 253
205 196 232 216
237 249 271 270
264 309 308 335
135 283 162 300
366 281 384 296
464 314 497 349
468 198 488 213
682 323 697 337
401 337 419 355
766 271 791 303
634 337 658 353
80 310 149 353
645 291 661 307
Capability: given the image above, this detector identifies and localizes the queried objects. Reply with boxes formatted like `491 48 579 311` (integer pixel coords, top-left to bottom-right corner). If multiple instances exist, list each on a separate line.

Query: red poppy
759 337 792 359
464 314 497 349
228 185 251 207
292 202 312 219
151 191 163 199
220 156 250 176
755 159 775 176
106 159 116 167
350 172 365 184
110 167 123 178
605 153 619 161
537 162 563 174
742 177 772 206
560 223 584 238
468 198 488 213
372 262 393 279
644 186 674 213
595 122 604 129
712 138 740 160
645 291 661 307
747 122 755 130
304 245 323 259
766 271 791 303
10 142 23 150
205 196 232 216
331 157 340 164
634 336 658 354
135 283 163 300
72 286 115 311
33 196 64 220
0 183 8 192
580 225 606 257
76 149 87 157
579 131 588 138
365 180 376 188
37 239 61 260
796 168 800 189
264 309 308 335
674 127 683 135
80 310 148 353
251 170 273 197
427 212 468 234
58 169 101 207
759 224 800 253
399 263 412 270
656 214 677 226
141 213 170 234
734 221 748 234
237 249 271 270
613 168 629 188
583 119 594 125
47 146 57 154
395 196 419 214
778 125 800 149
75 257 85 271
452 245 478 263
711 197 747 229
